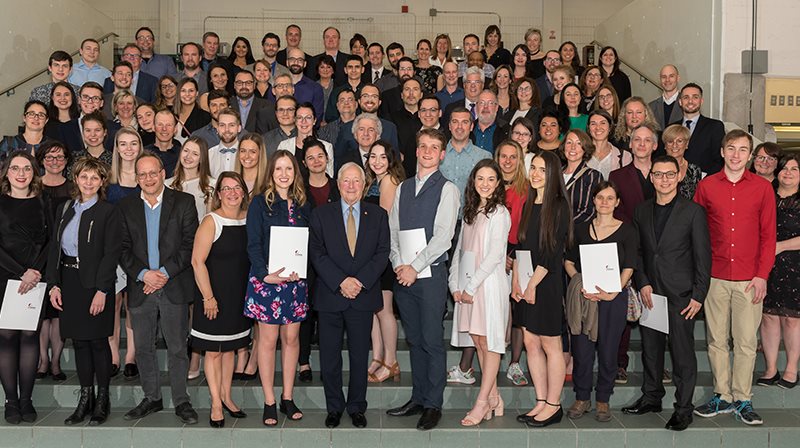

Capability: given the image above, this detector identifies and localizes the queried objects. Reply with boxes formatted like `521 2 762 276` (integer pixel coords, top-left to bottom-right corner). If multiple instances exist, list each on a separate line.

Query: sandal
461 400 490 426
368 361 400 383
367 359 383 381
262 402 278 426
279 398 303 420
488 394 505 418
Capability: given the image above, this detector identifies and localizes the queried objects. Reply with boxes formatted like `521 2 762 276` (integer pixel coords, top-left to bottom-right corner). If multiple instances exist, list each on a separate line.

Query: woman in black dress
35 141 72 381
48 157 120 426
512 150 572 427
599 46 631 103
0 151 49 424
191 172 252 427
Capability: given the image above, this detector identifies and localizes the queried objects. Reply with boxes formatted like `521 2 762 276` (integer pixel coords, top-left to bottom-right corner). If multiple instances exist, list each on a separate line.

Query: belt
62 254 79 269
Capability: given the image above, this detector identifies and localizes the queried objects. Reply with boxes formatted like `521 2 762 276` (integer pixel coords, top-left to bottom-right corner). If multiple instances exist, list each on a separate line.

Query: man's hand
339 277 363 299
142 270 168 295
639 285 654 310
680 299 702 320
745 276 767 304
395 265 418 287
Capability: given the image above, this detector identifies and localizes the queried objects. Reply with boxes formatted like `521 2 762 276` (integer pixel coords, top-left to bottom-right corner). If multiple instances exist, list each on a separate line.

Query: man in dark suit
230 70 276 133
648 65 682 130
535 50 561 100
622 155 711 431
276 24 309 68
441 66 484 128
119 43 158 102
101 61 145 120
362 42 388 85
118 152 199 425
309 162 390 428
670 83 725 174
309 27 350 86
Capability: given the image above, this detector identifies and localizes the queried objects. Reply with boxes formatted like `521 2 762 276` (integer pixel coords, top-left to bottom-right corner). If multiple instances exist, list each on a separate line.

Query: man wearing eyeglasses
118 152 199 426
535 50 561 100
472 90 508 154
230 70 276 133
623 154 711 431
378 57 417 121
326 55 366 123
68 39 111 87
670 83 725 175
102 43 158 103
442 66 483 128
285 47 325 122
58 82 113 153
135 27 177 80
262 95 298 156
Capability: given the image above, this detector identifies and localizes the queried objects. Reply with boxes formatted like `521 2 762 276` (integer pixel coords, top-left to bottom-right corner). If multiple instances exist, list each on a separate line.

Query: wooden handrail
0 32 119 97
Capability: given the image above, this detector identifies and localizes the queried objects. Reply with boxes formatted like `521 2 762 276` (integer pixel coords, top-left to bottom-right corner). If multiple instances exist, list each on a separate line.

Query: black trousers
640 301 697 417
318 308 373 415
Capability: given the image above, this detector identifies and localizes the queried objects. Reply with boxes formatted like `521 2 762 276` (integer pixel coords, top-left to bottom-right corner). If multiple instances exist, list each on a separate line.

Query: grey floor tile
672 427 722 448
624 429 675 447
379 428 430 448
528 429 578 448
330 428 381 448
131 410 185 428
33 424 82 448
281 428 331 448
719 429 769 447
82 427 133 448
0 426 32 448
477 428 529 446
768 429 800 448
576 429 625 448
615 411 667 428
231 427 281 448
181 426 234 448
132 427 182 448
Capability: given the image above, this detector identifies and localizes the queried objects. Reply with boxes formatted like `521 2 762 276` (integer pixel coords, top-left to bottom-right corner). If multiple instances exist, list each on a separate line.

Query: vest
398 170 449 264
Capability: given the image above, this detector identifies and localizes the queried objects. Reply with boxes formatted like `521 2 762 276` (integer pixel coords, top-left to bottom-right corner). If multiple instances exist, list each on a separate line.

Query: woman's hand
49 287 63 311
452 291 462 303
511 283 523 303
18 269 41 294
523 285 536 304
204 297 219 320
460 292 474 304
505 256 513 273
88 291 107 316
264 267 298 284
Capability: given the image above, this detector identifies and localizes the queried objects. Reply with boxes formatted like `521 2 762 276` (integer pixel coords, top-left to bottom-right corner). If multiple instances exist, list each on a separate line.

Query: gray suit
649 96 683 131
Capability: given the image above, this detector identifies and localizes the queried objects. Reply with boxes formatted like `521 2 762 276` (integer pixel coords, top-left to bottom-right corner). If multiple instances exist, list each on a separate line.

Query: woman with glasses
751 142 783 185
662 124 702 199
579 66 606 112
0 101 55 160
277 103 334 177
505 77 541 128
155 75 178 111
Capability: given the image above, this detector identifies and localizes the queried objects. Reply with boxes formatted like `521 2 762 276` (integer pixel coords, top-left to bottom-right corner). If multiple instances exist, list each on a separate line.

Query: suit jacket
535 74 554 100
311 51 351 86
46 199 121 293
102 71 158 103
670 115 725 175
118 188 199 307
609 163 647 224
309 201 390 312
362 62 389 85
633 196 711 306
232 96 276 133
648 96 682 131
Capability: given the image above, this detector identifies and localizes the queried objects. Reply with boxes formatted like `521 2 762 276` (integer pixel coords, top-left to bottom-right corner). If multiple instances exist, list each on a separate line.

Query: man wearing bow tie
208 108 242 177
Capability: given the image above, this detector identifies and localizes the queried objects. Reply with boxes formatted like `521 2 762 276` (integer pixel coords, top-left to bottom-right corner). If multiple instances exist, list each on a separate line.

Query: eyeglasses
276 107 296 114
122 53 141 59
464 80 483 86
234 80 255 87
219 185 243 193
666 138 687 146
44 155 66 162
651 171 678 179
80 95 102 103
477 100 497 107
598 94 613 101
24 111 47 120
136 170 162 180
586 72 602 78
338 97 355 104
512 130 532 138
160 83 176 89
545 57 561 63
419 107 439 114
274 83 293 89
296 115 314 122
287 57 305 63
8 165 33 174
360 94 379 100
136 35 154 42
755 155 777 163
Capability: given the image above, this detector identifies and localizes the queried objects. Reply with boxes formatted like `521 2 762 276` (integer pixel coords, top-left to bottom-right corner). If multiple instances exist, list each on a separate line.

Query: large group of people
0 21 795 434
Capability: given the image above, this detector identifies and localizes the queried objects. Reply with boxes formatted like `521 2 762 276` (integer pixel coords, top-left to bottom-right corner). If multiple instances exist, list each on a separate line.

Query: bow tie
219 147 237 154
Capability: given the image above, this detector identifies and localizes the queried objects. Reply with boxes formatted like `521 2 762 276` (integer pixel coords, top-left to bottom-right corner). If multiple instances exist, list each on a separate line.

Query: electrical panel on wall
765 78 800 125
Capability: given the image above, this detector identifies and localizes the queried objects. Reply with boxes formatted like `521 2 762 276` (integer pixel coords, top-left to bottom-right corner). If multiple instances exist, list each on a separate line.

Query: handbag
625 279 642 322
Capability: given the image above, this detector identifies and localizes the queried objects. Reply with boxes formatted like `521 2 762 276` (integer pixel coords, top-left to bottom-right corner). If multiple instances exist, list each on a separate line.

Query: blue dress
244 194 310 324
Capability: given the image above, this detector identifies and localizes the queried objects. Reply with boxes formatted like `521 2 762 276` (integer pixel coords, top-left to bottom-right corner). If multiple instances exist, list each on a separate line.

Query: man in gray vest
386 128 460 430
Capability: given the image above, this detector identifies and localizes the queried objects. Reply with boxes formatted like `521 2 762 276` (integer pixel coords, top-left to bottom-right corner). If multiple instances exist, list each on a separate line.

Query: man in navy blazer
309 162 390 429
670 83 725 174
102 44 158 103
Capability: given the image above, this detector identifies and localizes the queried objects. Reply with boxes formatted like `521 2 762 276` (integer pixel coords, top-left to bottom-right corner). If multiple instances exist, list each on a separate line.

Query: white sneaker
446 365 476 384
506 362 529 386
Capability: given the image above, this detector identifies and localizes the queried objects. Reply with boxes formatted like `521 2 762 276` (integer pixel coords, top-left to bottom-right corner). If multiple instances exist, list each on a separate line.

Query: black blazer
670 115 725 175
633 196 711 307
309 200 390 312
46 199 121 294
58 118 116 154
118 188 199 307
232 96 276 133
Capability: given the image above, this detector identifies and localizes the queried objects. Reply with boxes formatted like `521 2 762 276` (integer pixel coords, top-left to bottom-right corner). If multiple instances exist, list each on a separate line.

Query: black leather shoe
350 411 367 428
89 387 110 426
65 387 94 425
51 371 67 382
665 412 692 431
756 372 781 386
621 397 662 415
222 402 247 418
209 417 225 428
525 403 563 428
298 369 312 383
416 408 441 430
35 369 49 379
124 398 163 420
110 364 120 378
19 399 37 423
386 400 424 417
325 411 342 428
123 363 139 381
175 402 199 424
239 370 259 381
4 400 21 424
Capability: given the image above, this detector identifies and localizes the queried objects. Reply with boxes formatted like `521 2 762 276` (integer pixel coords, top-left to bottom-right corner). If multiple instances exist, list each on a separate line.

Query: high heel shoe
488 394 505 418
279 398 303 420
516 398 545 423
461 400 490 426
4 400 21 425
525 401 563 428
222 402 247 418
262 402 278 426
368 361 400 383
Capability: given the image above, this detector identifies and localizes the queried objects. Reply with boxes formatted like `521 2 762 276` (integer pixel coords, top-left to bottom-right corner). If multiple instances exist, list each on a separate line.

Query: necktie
346 206 356 256
373 70 379 83
469 102 476 120
685 119 693 130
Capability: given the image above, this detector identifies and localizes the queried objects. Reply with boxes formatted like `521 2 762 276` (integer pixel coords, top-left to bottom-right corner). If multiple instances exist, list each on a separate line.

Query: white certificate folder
398 228 432 279
268 226 309 279
579 243 622 293
640 293 670 334
515 250 534 292
0 281 47 331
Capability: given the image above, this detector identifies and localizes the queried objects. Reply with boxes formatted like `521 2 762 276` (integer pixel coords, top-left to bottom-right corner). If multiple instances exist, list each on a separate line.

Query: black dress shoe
35 370 49 379
665 412 692 431
416 408 442 430
525 403 563 428
110 364 120 378
51 371 67 382
232 372 244 381
386 400 424 417
175 402 199 424
325 411 342 428
350 411 367 428
778 377 798 389
123 363 139 381
621 397 662 415
209 417 225 428
124 398 163 420
222 402 247 418
239 370 259 381
298 369 312 383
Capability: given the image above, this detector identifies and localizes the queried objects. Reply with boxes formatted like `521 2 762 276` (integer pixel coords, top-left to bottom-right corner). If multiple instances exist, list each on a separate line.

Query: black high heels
525 401 563 428
279 398 303 420
222 402 247 418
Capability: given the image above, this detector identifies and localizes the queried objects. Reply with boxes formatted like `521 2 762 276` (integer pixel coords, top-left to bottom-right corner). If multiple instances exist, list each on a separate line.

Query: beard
289 64 304 75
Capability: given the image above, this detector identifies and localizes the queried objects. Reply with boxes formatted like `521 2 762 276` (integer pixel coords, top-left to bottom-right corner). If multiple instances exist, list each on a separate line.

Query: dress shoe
110 364 120 378
350 411 367 428
757 372 781 386
665 412 692 431
51 371 67 382
239 370 259 381
525 402 563 428
19 398 37 423
209 417 225 428
386 400 424 417
416 408 442 430
325 411 342 428
222 402 247 418
4 400 21 424
298 369 312 383
124 398 163 420
175 402 199 424
621 397 662 415
123 363 139 381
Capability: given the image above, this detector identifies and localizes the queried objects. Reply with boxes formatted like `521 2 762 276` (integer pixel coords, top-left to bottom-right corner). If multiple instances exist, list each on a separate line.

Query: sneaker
733 400 763 425
506 362 528 386
615 368 628 384
693 394 734 418
446 365 476 385
662 369 672 384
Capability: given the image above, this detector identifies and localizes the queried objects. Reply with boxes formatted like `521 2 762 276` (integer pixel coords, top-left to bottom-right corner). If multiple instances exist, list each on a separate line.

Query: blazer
118 188 199 307
232 96 276 133
535 74 554 100
502 107 540 129
633 196 711 306
309 200 390 312
648 96 683 131
46 199 121 293
670 115 725 175
102 71 158 103
609 163 647 224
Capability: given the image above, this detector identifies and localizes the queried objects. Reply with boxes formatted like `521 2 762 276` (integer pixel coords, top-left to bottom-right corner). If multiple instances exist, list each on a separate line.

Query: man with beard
375 42 405 93
230 70 277 133
145 109 182 177
670 83 725 174
535 50 561 100
379 57 416 120
207 108 242 177
101 61 146 120
326 55 366 122
311 27 351 86
442 67 484 127
176 43 208 95
457 34 494 79
136 27 177 79
192 90 246 147
472 90 508 154
333 84 399 162
287 48 325 120
394 78 424 175
262 95 298 156
258 32 291 82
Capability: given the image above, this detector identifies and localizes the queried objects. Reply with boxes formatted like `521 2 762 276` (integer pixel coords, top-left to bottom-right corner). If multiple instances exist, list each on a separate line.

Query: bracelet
202 296 215 302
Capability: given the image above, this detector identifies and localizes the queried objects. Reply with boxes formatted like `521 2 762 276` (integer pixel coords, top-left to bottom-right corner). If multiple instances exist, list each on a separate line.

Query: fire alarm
402 5 408 13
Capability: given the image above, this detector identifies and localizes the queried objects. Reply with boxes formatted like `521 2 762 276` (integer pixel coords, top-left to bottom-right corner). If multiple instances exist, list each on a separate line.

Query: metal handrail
590 40 659 89
0 32 119 98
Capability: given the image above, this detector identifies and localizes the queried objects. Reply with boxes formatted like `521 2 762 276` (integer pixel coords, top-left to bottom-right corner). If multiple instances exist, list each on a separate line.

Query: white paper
115 265 127 294
459 251 476 291
0 281 47 331
516 250 534 292
268 226 309 279
579 243 622 293
640 293 670 334
398 228 431 279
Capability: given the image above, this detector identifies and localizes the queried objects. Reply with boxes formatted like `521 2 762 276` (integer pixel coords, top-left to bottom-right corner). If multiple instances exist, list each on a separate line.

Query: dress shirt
440 140 491 212
372 66 384 83
340 199 361 234
68 60 111 86
140 53 176 79
191 123 247 148
137 187 169 280
131 70 140 97
293 75 325 119
436 86 465 110
237 97 254 128
208 141 240 178
693 170 777 281
61 195 99 256
473 123 497 153
663 90 679 105
388 170 460 272
683 114 699 134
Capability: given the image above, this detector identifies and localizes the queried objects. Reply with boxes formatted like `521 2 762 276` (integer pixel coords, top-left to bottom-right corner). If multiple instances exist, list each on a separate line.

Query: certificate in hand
398 228 431 279
579 243 622 293
115 265 127 294
516 250 534 292
640 293 670 334
0 281 47 331
268 226 309 279
458 251 476 291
